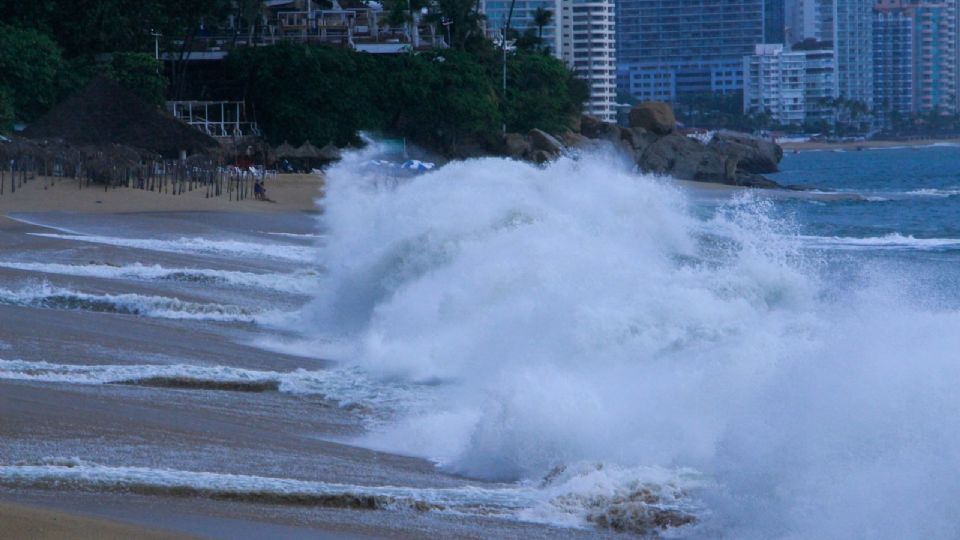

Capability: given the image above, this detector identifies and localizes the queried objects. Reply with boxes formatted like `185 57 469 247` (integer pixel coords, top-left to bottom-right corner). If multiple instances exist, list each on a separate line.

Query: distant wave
0 261 317 294
28 233 317 263
0 458 703 534
0 283 259 322
261 231 324 239
799 233 960 250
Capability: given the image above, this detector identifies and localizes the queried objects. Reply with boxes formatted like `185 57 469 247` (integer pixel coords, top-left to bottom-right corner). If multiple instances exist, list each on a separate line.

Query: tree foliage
228 44 579 153
0 24 67 123
102 53 168 106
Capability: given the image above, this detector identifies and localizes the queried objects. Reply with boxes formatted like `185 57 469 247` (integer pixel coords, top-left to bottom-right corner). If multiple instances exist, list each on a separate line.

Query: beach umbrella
401 159 434 172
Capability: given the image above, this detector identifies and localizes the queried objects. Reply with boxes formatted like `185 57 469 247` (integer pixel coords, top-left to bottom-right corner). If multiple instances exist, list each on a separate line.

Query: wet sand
0 502 197 540
0 206 625 538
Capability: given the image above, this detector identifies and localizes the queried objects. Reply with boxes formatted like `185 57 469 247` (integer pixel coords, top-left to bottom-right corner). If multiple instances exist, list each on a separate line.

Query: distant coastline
779 138 960 152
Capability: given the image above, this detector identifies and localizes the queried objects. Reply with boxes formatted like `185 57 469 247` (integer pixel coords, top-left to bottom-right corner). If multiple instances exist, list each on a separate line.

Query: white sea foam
0 283 262 322
28 233 317 262
0 458 702 532
262 231 324 239
0 261 317 294
297 147 960 538
0 359 418 412
798 233 960 250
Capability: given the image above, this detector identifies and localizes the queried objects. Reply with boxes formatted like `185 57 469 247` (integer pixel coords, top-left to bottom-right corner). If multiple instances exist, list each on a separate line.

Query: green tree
0 87 14 133
104 53 168 105
504 51 586 133
0 23 66 122
532 7 552 41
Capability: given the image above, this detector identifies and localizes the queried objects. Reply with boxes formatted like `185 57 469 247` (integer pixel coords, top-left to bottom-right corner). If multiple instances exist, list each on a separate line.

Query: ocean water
297 145 960 537
2 145 960 537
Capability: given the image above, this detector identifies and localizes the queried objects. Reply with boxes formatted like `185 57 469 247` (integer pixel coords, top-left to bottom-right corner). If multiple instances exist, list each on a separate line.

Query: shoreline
779 138 960 152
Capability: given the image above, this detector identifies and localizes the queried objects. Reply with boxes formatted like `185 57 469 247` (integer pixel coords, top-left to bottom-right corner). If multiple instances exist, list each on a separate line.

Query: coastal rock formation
528 128 565 158
629 102 677 135
707 131 783 174
500 101 785 188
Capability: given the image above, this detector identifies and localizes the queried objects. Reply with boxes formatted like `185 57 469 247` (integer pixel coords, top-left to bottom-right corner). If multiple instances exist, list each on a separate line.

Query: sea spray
303 147 960 537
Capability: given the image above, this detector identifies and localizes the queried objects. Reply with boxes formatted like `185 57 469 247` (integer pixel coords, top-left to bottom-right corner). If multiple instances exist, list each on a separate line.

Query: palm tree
533 7 552 41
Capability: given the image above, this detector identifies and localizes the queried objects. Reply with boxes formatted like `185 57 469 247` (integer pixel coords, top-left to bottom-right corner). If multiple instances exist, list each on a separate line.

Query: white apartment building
744 44 838 125
483 0 616 122
561 0 617 121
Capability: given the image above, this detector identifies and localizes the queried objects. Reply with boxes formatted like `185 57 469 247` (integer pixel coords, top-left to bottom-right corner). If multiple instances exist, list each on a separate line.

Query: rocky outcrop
497 102 786 188
528 128 565 157
707 131 783 174
502 132 531 160
629 102 677 135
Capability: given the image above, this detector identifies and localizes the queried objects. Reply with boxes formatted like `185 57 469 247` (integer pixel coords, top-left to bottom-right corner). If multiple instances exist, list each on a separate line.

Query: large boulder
579 115 620 141
620 127 657 156
638 134 735 183
708 131 783 174
528 128 565 157
560 130 592 149
629 102 677 135
502 132 531 159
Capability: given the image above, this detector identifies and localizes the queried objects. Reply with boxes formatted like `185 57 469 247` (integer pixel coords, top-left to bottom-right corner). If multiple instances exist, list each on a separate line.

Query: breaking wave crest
300 149 960 537
0 283 259 322
0 261 317 294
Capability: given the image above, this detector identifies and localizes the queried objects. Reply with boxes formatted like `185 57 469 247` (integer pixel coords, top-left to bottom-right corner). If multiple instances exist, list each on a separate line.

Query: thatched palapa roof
24 77 218 158
275 141 298 158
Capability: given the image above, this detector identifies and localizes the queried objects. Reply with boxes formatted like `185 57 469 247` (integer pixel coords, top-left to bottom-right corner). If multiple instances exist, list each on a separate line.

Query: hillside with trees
0 0 588 155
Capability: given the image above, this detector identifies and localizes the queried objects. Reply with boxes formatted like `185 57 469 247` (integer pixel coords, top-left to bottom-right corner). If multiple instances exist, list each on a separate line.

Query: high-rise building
481 0 617 121
561 0 617 121
873 0 958 115
744 44 807 124
786 0 821 44
615 0 786 103
743 42 838 124
483 0 564 54
766 0 788 43
873 6 914 117
833 0 874 107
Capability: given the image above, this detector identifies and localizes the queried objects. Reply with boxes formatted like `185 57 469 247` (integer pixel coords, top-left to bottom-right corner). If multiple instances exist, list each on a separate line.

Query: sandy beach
0 179 622 539
0 173 324 216
780 137 960 152
0 502 197 540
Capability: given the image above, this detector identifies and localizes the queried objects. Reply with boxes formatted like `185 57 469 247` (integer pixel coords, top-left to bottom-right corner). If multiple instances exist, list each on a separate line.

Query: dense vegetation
0 0 588 152
229 42 586 153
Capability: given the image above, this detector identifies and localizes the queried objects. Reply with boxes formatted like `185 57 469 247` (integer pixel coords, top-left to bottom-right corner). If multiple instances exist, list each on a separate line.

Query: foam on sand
0 283 260 322
0 359 418 412
0 458 703 534
28 232 317 262
0 261 318 294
